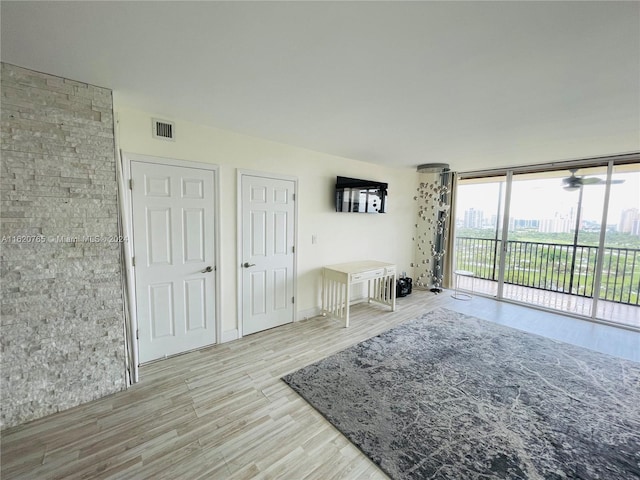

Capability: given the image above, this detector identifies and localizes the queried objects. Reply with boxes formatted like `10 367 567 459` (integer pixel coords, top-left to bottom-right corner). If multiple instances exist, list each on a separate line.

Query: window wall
453 158 639 330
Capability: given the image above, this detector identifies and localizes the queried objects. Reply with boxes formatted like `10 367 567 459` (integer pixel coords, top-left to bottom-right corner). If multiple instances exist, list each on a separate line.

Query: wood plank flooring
1 290 637 479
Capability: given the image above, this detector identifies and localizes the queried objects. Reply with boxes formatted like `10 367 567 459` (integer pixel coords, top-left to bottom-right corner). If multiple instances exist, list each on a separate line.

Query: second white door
241 174 296 335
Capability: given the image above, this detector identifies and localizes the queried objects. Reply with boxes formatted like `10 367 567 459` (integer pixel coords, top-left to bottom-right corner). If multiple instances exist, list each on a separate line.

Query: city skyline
456 171 640 234
458 206 640 235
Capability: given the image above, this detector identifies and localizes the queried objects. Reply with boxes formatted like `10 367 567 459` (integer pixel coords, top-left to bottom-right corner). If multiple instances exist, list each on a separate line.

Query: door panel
273 268 288 310
149 283 174 337
251 211 267 256
241 175 295 335
146 176 171 196
251 271 267 315
182 178 204 198
132 161 216 363
184 278 206 331
147 208 172 265
183 209 204 262
274 212 288 254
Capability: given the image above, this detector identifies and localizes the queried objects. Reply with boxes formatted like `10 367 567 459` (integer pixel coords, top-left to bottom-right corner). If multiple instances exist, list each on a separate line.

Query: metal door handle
201 266 213 273
243 262 256 268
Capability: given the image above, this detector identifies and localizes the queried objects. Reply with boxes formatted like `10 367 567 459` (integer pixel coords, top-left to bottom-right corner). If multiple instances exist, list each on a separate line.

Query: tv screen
335 176 387 213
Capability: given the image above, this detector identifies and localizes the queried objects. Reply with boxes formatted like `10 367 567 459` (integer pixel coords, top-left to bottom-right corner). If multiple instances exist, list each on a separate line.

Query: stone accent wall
1 63 126 428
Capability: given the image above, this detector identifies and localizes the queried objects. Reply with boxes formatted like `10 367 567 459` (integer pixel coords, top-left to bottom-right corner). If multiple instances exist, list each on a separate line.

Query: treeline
456 228 640 248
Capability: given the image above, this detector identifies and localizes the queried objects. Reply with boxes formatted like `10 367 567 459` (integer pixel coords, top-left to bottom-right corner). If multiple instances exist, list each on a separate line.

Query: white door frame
121 152 221 367
236 169 298 338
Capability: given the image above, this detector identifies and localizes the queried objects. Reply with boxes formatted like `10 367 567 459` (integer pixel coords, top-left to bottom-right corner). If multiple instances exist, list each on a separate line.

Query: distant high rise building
619 208 639 234
568 205 584 230
512 219 539 229
464 208 484 228
538 212 572 233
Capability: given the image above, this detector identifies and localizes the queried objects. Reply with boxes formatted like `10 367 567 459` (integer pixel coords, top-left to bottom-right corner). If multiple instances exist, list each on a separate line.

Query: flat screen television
335 176 387 213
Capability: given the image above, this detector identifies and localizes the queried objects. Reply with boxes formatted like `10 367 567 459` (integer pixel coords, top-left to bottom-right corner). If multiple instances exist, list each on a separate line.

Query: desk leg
345 281 351 328
321 268 326 315
391 274 396 311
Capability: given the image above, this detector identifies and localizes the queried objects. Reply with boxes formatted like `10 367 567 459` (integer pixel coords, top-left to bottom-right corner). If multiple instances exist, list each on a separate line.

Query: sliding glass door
596 165 640 328
453 159 639 330
504 167 606 317
454 178 506 297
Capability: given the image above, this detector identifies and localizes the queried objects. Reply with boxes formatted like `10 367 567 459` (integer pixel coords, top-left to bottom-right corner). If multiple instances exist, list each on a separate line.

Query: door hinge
292 296 295 304
129 179 133 190
131 256 135 267
293 193 296 201
136 329 139 340
292 246 295 253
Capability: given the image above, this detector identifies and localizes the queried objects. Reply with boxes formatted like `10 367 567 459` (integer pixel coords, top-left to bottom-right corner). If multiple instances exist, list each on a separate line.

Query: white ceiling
1 1 639 172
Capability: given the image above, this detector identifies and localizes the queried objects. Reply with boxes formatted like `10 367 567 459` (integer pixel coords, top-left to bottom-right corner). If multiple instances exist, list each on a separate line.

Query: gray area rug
282 308 640 480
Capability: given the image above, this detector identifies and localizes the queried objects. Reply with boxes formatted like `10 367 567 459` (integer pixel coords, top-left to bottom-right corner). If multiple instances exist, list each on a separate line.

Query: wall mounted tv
335 176 387 213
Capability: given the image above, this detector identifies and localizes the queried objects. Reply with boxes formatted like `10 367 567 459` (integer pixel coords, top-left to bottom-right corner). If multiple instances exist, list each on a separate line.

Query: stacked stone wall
1 63 126 428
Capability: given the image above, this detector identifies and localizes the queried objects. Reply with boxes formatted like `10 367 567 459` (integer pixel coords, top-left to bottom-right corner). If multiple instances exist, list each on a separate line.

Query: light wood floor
2 290 638 479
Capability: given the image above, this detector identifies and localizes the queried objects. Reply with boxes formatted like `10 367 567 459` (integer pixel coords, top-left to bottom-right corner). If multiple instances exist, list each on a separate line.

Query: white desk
321 260 396 327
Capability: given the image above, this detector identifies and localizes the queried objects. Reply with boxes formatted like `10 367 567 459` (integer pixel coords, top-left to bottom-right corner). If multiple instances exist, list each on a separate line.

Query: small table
322 261 396 327
452 270 474 300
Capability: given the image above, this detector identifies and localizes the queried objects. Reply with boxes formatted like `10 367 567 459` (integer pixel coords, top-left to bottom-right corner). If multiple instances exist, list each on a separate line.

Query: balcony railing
455 237 640 306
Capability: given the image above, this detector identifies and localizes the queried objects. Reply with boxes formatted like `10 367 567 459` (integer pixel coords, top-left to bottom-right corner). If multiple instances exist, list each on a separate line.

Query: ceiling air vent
152 118 175 141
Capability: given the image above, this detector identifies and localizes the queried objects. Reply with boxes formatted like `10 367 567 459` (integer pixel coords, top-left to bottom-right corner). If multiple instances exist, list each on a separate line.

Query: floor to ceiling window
596 164 640 326
503 167 607 318
453 156 639 330
454 177 506 298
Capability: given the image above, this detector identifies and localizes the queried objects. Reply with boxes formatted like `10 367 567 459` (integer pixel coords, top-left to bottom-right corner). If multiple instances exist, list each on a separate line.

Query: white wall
114 106 418 338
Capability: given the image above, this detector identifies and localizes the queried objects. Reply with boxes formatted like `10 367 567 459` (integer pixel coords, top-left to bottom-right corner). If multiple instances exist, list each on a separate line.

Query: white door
131 161 216 363
241 174 296 335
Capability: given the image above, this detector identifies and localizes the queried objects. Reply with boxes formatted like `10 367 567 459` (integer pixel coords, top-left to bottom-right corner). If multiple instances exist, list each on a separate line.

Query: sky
456 170 640 224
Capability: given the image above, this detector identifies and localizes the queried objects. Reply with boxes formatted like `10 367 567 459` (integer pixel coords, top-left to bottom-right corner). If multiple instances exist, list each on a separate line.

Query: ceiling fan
562 169 624 191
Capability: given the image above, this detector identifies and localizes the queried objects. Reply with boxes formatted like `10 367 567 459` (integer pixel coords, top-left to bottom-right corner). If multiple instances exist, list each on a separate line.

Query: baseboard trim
297 306 322 322
221 329 239 343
